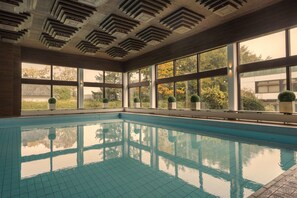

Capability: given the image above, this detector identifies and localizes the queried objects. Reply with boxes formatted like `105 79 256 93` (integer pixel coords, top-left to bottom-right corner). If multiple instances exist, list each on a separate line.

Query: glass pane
129 70 139 84
140 86 150 108
176 80 197 109
22 84 51 110
105 71 122 84
129 87 140 108
53 86 77 109
83 69 103 83
84 87 103 109
22 63 51 80
240 68 286 111
176 55 197 75
240 31 285 64
200 76 228 110
53 66 77 81
140 67 150 82
157 83 174 109
199 47 227 72
105 88 122 108
291 66 297 112
157 61 173 79
290 27 297 56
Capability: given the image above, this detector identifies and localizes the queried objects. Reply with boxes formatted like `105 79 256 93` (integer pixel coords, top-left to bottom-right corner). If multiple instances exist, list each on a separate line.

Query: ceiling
0 0 282 61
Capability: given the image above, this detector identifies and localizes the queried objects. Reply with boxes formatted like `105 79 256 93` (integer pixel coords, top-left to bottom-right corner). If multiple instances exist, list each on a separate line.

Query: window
105 88 122 108
176 55 197 75
21 84 51 110
84 69 103 83
53 86 77 109
157 83 174 109
239 31 286 64
140 86 150 108
140 67 150 82
291 66 297 112
129 87 140 108
105 71 122 84
157 61 173 79
84 87 103 109
200 76 228 110
240 68 286 111
129 70 139 84
290 27 297 56
199 47 227 72
176 80 197 109
22 63 51 80
53 66 77 81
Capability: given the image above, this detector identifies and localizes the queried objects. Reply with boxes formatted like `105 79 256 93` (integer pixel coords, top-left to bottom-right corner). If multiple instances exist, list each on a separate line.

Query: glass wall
239 31 285 64
290 27 297 56
199 47 227 72
83 87 103 109
157 83 174 109
176 80 197 109
53 66 77 81
157 61 173 79
291 66 297 112
200 76 228 110
21 84 51 110
21 63 51 80
240 68 286 111
105 71 122 84
176 55 197 75
53 86 77 109
84 69 103 83
105 88 122 108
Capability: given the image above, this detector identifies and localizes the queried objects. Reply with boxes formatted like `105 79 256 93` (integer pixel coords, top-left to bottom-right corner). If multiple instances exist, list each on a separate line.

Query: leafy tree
54 86 72 100
241 89 265 111
201 87 227 109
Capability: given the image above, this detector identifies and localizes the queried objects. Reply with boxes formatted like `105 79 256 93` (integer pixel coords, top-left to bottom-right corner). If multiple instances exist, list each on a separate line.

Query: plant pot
168 102 176 110
134 102 140 108
103 103 108 109
191 102 201 111
279 101 295 114
49 103 56 111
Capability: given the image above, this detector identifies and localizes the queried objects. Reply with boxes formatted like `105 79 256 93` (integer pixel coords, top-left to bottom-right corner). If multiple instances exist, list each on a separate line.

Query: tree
54 86 72 100
241 89 265 111
201 87 227 109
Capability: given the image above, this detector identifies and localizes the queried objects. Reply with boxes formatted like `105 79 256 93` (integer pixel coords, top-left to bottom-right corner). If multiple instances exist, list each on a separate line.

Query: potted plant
103 98 109 109
134 97 140 108
190 94 201 110
168 96 176 110
278 90 296 114
48 97 56 111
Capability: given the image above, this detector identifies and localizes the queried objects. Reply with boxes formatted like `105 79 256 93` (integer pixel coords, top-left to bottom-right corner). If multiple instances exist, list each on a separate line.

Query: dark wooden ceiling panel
0 0 23 6
119 0 170 22
0 10 30 31
0 28 27 43
119 38 146 53
160 7 205 34
86 30 116 48
136 26 171 46
76 40 99 54
40 32 66 50
51 0 96 27
197 0 247 16
100 14 139 38
44 18 78 41
106 46 128 59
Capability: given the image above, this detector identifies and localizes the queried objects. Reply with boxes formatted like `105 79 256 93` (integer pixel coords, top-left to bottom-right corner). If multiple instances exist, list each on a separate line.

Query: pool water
0 113 296 198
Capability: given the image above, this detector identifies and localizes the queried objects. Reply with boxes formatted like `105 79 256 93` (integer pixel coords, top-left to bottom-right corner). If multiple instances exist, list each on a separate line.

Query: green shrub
48 97 56 104
134 97 140 103
103 98 109 103
190 94 200 102
168 96 176 103
278 90 296 102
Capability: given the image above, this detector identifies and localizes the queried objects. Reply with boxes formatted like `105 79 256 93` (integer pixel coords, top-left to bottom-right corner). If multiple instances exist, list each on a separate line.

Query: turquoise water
0 113 296 198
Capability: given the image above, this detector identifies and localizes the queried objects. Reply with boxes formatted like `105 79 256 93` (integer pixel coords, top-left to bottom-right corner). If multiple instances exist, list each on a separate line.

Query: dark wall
21 47 123 72
124 1 297 71
0 42 21 117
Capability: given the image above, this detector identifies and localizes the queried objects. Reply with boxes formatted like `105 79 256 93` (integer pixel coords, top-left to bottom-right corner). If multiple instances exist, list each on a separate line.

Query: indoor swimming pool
0 113 296 198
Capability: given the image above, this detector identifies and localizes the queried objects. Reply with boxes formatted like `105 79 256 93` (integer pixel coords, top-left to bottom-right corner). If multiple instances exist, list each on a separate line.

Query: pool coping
249 164 297 198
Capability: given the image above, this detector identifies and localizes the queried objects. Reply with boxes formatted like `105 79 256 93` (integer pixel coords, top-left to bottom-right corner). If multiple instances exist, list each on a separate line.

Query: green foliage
48 97 56 104
168 96 176 103
241 89 265 111
103 98 109 103
190 94 200 102
201 87 227 109
134 97 140 103
92 91 103 101
54 87 72 100
278 90 296 102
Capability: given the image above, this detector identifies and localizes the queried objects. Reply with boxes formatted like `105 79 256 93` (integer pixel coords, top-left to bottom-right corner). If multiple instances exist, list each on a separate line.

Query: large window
157 83 174 109
176 80 197 109
129 87 140 107
84 87 103 109
129 70 139 84
157 61 173 79
105 88 122 108
240 68 286 111
291 66 297 112
53 66 77 81
239 31 286 64
105 71 122 84
200 76 228 110
290 27 297 56
140 86 150 108
21 84 51 110
176 55 197 75
22 63 51 80
84 69 103 83
53 86 77 109
199 47 227 72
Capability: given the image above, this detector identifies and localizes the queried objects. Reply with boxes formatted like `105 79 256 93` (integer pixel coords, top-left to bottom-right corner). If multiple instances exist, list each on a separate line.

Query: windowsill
21 108 124 116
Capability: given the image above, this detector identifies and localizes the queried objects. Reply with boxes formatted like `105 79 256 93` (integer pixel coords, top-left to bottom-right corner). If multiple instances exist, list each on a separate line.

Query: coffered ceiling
0 0 281 61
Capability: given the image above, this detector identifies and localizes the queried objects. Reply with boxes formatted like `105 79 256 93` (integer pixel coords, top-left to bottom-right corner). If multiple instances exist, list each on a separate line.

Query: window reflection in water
20 121 297 198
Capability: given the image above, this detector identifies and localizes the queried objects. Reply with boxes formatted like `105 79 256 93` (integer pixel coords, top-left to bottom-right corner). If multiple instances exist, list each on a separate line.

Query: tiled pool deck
249 165 297 198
